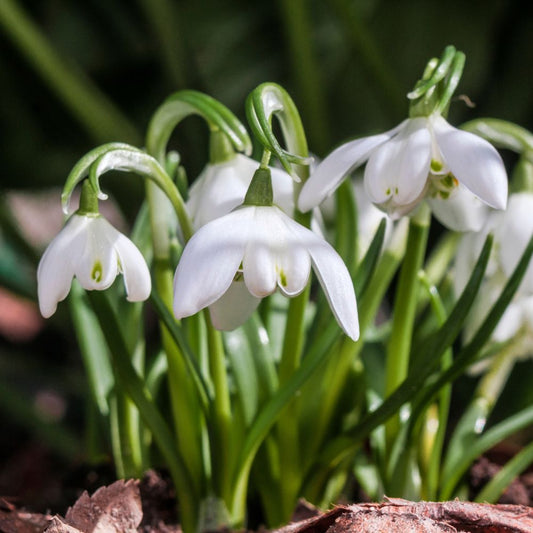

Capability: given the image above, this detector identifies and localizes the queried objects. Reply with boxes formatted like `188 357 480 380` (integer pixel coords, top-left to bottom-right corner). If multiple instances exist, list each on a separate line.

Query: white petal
37 215 88 317
114 233 151 301
173 209 251 318
427 183 490 232
187 155 255 229
285 216 359 340
276 211 312 296
498 192 533 292
365 118 431 208
271 165 295 216
432 115 508 210
242 208 281 297
208 281 261 330
73 217 119 291
492 301 523 343
298 127 401 212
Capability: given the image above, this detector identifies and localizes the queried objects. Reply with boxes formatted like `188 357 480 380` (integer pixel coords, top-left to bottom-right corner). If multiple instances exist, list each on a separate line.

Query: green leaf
475 439 533 503
315 234 493 471
69 282 113 417
87 290 199 533
149 291 213 410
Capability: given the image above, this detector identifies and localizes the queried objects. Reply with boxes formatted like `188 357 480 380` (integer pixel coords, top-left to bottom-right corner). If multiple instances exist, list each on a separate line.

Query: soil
1 454 533 533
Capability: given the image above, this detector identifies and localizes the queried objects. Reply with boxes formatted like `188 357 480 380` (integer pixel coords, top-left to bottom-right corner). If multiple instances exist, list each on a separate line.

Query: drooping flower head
299 46 508 232
37 182 151 318
173 168 359 339
298 114 507 231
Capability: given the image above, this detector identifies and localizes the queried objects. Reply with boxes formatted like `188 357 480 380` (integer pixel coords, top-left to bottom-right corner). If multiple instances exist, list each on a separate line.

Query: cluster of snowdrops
36 46 533 532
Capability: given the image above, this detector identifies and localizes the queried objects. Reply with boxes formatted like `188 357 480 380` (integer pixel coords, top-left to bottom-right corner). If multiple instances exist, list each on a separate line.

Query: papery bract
37 214 151 318
173 205 359 340
298 113 507 230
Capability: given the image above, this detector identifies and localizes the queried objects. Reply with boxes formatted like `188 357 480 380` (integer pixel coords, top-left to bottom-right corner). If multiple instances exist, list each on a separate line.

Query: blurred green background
0 0 532 510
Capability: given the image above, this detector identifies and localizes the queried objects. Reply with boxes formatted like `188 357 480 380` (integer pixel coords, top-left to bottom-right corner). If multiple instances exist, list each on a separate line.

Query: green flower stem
417 273 452 500
276 283 311 522
385 205 430 448
88 291 198 533
147 173 205 500
277 0 331 154
0 0 140 144
205 311 233 506
209 129 237 164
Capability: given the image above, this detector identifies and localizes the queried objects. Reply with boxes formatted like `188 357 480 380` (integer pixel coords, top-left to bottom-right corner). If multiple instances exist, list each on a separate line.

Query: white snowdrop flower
187 154 294 229
455 192 533 366
173 205 359 340
298 114 507 231
37 214 151 318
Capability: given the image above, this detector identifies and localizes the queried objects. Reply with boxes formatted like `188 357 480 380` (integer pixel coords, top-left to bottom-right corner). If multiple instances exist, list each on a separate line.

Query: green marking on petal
91 260 103 282
431 159 443 172
279 269 287 287
386 188 391 195
395 187 399 195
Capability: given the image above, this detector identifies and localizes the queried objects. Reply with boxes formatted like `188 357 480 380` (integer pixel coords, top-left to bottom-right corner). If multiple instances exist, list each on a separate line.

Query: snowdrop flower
298 113 508 231
38 214 151 318
187 154 294 229
173 203 359 340
455 192 533 366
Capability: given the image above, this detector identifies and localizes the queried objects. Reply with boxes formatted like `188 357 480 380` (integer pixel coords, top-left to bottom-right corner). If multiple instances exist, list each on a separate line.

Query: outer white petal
284 215 359 340
497 192 533 293
37 215 88 317
114 233 151 301
298 126 402 212
73 217 119 291
365 117 431 208
173 209 251 318
427 183 490 232
208 281 261 330
432 115 508 210
187 155 294 228
187 155 255 229
271 166 295 216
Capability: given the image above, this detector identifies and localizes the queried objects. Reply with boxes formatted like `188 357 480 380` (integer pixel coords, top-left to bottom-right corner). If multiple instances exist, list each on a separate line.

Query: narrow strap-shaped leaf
87 290 199 533
353 218 386 296
230 319 340 517
441 404 533 501
69 283 113 417
149 291 213 409
334 180 359 278
474 439 533 503
314 235 493 471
